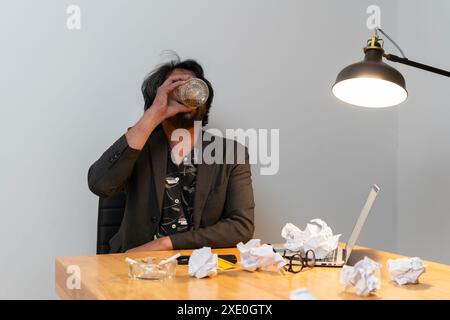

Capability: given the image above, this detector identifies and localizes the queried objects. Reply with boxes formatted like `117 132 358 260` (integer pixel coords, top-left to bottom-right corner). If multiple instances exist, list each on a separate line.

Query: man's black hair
141 53 214 126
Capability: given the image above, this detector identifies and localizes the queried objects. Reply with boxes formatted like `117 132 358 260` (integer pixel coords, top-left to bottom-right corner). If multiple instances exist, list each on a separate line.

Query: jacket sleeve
169 149 255 249
87 134 141 198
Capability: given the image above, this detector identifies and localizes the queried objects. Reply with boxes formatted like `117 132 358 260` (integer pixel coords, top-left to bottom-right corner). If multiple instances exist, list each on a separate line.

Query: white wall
0 0 401 299
397 0 450 264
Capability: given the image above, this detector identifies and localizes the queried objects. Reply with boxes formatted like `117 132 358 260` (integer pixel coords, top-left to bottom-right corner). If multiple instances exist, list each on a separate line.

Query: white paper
387 257 426 285
237 239 286 272
290 288 316 300
281 219 341 259
188 247 218 279
340 256 382 296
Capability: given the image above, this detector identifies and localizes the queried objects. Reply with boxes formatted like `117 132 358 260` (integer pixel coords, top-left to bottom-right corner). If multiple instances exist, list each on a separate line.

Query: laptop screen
345 184 380 261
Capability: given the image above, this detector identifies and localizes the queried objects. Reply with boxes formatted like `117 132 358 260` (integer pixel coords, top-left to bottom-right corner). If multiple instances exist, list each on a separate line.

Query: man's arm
169 150 255 249
87 110 159 197
87 74 194 198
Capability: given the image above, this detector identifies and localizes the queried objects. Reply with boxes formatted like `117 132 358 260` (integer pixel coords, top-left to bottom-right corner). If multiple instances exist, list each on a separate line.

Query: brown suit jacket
88 128 255 252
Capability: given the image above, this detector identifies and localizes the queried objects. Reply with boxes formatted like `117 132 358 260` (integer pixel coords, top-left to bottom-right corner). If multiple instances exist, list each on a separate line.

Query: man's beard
166 106 206 129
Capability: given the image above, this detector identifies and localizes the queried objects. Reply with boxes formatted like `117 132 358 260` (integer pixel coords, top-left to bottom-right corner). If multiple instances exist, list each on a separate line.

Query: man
88 58 255 253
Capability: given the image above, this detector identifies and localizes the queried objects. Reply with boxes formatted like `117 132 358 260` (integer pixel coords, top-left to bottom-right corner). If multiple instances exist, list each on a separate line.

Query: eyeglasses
282 250 316 273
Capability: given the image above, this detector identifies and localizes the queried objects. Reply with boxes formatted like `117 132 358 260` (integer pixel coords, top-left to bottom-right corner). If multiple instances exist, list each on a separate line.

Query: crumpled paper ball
341 256 382 296
237 239 286 272
387 257 426 285
188 247 218 279
281 219 341 259
290 288 316 300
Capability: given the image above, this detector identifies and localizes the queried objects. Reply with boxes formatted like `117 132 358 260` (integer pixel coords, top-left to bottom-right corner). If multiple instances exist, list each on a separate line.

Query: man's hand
125 73 196 150
126 236 173 253
150 73 197 124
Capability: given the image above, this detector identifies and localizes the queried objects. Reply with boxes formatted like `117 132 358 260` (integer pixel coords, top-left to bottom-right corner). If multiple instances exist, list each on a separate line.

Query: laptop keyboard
318 249 338 262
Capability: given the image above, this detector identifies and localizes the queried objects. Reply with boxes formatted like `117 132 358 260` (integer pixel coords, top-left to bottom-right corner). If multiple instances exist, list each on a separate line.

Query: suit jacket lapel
148 128 168 213
193 133 216 229
148 128 215 229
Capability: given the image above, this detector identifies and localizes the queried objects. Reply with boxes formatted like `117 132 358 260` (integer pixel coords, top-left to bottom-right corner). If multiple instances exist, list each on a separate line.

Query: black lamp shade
332 48 408 107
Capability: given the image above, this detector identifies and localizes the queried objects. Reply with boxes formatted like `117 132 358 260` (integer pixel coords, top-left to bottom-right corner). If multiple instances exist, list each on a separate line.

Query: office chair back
97 192 126 254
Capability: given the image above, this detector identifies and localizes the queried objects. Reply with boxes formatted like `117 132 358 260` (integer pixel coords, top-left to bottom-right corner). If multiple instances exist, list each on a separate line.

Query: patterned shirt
156 149 197 237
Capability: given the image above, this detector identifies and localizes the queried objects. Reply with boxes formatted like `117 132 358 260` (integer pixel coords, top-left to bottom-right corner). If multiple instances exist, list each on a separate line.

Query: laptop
273 184 380 267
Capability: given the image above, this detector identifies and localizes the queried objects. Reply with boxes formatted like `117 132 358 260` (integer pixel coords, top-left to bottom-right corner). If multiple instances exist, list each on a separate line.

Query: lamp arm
375 27 407 58
384 53 450 78
375 27 450 77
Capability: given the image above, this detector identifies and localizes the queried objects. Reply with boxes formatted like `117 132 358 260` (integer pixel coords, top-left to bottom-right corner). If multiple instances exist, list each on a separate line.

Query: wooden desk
55 245 450 300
